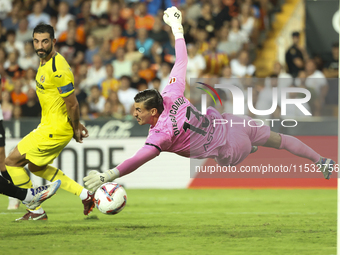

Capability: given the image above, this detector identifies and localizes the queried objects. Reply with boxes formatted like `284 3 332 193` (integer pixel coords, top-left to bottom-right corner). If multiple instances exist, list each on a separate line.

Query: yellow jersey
35 52 74 137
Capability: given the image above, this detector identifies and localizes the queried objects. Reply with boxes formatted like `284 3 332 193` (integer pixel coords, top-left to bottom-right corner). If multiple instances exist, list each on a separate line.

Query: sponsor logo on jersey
55 75 62 78
169 77 176 84
36 81 45 90
40 75 45 83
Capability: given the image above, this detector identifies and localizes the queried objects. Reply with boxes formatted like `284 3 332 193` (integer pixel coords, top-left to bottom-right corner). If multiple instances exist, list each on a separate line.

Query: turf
0 189 336 255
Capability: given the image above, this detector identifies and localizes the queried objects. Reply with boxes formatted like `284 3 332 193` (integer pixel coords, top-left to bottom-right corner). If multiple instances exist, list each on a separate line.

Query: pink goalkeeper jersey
145 38 227 159
116 38 229 177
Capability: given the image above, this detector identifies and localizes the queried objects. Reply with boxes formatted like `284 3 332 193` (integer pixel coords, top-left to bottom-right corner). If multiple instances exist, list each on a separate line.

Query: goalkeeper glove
83 169 120 192
163 6 183 37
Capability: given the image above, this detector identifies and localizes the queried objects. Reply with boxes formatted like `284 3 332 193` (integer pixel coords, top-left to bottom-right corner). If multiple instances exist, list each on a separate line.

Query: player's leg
0 120 21 209
262 131 334 179
5 145 33 188
0 174 27 200
0 175 61 220
241 115 321 164
0 146 20 209
15 179 62 221
29 163 95 215
227 114 334 179
5 146 48 220
1 160 21 210
262 131 320 161
0 165 20 210
12 131 94 215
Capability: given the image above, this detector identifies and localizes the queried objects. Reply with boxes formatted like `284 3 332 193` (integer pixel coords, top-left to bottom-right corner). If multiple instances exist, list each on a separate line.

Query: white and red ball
94 182 127 215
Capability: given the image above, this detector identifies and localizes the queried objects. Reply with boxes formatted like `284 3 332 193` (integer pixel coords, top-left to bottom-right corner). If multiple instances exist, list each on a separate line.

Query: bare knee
262 131 282 149
4 155 17 166
5 146 28 167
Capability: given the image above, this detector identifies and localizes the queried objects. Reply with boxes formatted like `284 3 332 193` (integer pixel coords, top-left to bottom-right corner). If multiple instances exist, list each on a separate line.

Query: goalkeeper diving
84 7 335 191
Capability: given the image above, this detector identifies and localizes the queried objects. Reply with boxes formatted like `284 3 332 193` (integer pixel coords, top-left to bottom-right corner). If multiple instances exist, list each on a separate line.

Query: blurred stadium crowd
0 0 338 121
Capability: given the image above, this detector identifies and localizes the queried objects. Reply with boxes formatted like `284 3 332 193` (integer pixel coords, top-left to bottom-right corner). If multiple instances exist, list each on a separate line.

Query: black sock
0 175 27 200
1 170 13 183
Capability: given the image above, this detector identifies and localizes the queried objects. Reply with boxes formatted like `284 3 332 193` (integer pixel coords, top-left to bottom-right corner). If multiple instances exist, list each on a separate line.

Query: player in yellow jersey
4 24 95 221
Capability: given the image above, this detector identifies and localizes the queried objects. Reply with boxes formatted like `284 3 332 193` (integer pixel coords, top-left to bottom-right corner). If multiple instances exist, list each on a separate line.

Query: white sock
30 207 45 214
23 188 34 203
79 188 89 200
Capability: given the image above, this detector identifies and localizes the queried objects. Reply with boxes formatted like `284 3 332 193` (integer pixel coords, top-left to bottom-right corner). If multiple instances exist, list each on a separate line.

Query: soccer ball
94 182 127 215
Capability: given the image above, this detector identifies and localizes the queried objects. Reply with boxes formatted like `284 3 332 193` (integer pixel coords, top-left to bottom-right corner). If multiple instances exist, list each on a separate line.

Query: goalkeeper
84 7 335 191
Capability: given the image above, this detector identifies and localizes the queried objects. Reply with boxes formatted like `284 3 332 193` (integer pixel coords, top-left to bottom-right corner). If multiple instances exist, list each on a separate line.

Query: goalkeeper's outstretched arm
83 145 160 191
163 7 188 94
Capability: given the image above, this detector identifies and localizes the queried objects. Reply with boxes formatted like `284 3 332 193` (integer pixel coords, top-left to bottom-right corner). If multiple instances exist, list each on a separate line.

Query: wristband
105 168 120 181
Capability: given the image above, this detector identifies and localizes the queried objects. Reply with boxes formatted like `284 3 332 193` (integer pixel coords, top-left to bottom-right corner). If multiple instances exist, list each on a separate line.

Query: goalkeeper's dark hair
33 24 55 39
134 89 164 114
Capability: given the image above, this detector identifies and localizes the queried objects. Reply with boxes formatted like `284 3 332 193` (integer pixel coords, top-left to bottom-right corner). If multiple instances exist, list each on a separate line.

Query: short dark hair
141 56 150 62
292 31 300 37
120 75 131 82
6 29 16 37
33 24 55 39
90 85 100 90
152 77 160 83
137 78 147 86
134 89 164 114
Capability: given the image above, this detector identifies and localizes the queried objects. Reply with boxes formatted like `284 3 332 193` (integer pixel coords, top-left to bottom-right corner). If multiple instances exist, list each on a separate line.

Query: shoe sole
15 212 48 221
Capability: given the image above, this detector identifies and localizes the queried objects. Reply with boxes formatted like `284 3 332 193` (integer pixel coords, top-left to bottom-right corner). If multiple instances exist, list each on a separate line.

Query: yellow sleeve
52 69 75 98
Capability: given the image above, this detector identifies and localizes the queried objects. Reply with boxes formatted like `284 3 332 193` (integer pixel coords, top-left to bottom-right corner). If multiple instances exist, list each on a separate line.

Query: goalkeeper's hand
163 6 183 35
83 169 120 192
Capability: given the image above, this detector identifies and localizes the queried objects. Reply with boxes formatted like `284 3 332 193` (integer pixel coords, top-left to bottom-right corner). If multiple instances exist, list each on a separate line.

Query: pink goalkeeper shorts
215 114 271 166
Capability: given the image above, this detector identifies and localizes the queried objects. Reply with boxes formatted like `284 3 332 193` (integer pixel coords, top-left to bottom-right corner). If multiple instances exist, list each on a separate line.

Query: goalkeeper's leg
262 131 334 179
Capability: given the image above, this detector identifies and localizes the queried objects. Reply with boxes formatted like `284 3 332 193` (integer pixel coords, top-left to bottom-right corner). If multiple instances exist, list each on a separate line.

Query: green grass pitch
0 188 336 255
